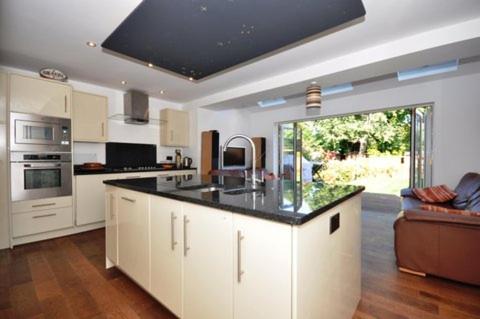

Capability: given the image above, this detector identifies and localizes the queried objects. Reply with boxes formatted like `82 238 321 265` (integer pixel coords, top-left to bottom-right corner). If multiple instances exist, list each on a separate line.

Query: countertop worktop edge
103 179 364 225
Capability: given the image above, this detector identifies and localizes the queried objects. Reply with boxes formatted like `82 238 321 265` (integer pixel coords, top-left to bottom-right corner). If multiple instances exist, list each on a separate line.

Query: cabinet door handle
171 212 178 250
101 122 105 137
121 196 136 203
64 95 67 113
32 202 56 208
33 213 57 219
183 216 190 256
125 176 140 179
237 230 245 283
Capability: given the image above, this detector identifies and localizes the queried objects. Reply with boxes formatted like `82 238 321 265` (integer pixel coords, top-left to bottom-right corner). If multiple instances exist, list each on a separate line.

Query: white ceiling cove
1 0 480 105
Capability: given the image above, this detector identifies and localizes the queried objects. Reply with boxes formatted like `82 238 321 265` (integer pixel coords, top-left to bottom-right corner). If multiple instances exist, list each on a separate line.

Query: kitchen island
104 175 364 319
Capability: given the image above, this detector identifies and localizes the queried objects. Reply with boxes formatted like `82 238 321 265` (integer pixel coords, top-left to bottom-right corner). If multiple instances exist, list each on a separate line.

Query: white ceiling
1 0 480 104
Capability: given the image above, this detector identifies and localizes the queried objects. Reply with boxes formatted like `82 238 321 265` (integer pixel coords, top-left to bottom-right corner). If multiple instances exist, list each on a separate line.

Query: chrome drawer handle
32 202 56 208
183 216 190 256
121 196 136 203
33 213 57 219
237 230 245 283
171 212 178 250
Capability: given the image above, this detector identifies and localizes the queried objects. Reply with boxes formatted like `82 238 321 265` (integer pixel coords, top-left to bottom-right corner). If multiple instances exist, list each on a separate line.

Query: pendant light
306 84 321 116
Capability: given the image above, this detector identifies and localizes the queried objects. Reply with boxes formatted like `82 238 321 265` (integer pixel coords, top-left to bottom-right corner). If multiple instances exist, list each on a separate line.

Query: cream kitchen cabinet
182 203 233 319
117 188 150 289
160 108 189 147
104 183 362 319
75 169 196 227
9 74 72 118
233 214 292 319
72 91 108 142
105 186 118 266
150 196 183 317
75 174 120 226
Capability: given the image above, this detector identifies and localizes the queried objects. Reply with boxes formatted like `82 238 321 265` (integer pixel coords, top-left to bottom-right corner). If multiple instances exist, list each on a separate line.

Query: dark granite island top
103 175 364 225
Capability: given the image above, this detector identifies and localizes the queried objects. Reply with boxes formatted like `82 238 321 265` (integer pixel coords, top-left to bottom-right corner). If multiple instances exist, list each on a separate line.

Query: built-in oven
10 152 72 202
10 112 71 152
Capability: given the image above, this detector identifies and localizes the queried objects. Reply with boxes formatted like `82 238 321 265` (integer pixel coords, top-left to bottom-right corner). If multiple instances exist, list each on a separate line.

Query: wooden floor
1 210 479 319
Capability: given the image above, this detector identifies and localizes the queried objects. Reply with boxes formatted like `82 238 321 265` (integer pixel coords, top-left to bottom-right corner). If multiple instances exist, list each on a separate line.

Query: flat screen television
223 147 245 167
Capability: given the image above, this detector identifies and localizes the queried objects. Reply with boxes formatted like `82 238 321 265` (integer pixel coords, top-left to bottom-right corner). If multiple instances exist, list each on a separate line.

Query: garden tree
299 109 411 161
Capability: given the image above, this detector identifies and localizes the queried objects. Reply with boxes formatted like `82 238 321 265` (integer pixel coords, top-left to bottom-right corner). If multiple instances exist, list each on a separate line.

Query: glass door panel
278 123 295 180
410 106 433 188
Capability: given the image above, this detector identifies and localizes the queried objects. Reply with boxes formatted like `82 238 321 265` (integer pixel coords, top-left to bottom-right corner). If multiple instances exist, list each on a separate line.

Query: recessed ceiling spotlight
86 41 97 48
148 63 154 68
160 90 165 94
311 80 317 84
121 80 127 85
189 77 194 81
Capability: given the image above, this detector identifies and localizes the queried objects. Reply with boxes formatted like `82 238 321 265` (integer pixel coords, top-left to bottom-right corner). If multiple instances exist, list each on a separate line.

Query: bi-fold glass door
410 106 433 188
277 104 433 189
278 122 302 182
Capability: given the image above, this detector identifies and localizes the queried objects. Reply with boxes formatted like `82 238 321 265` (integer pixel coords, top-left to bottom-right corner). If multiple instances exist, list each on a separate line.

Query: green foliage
299 109 411 161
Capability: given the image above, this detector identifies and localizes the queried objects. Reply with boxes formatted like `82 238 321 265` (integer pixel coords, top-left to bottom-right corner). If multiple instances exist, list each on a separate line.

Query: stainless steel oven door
10 112 71 152
10 161 72 201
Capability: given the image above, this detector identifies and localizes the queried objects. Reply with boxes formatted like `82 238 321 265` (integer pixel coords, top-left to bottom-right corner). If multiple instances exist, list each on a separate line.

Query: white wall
244 62 480 188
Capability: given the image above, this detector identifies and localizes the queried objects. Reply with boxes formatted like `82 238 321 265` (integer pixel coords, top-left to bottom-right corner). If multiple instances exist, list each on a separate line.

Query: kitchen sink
177 184 224 192
223 187 264 195
177 184 264 194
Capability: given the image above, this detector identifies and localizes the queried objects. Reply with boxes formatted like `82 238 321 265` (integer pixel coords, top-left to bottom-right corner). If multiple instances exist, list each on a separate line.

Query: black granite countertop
74 167 197 176
104 175 364 225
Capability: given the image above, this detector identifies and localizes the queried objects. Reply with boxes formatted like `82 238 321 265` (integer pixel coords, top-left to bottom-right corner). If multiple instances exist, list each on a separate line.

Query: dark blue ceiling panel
102 0 366 80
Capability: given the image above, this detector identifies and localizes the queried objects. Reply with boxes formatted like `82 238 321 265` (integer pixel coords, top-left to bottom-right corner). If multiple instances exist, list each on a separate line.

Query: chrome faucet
222 134 260 189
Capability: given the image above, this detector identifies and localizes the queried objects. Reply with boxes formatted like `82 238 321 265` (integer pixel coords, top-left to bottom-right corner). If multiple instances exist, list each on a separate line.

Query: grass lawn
349 174 409 196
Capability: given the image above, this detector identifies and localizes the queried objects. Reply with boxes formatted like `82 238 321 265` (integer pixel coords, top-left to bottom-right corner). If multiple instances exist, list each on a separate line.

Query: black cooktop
102 0 366 80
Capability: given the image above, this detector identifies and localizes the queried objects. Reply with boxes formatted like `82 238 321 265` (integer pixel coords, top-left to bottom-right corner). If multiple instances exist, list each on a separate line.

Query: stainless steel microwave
10 112 71 152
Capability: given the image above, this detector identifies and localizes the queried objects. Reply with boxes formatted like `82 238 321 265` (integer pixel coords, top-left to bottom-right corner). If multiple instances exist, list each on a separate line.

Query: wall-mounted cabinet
9 74 72 118
160 108 189 147
72 91 108 142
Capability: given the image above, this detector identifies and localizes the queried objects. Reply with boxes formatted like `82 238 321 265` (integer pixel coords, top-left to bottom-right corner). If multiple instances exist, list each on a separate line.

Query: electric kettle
182 157 193 168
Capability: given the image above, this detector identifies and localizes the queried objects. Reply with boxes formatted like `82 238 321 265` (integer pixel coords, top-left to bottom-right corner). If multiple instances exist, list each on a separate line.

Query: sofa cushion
412 185 457 203
452 173 480 210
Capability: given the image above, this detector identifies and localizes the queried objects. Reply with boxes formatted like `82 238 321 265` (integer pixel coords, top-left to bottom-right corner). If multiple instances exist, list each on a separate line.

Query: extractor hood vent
124 90 149 125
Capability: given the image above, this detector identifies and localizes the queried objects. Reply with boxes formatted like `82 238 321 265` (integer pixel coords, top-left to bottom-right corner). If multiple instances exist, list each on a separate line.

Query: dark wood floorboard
0 210 479 318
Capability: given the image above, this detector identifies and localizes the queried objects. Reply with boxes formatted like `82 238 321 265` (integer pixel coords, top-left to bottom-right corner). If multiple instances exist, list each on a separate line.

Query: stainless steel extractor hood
124 90 149 124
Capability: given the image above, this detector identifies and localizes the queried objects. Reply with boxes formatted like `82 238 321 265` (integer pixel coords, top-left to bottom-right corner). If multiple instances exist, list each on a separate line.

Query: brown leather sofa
394 173 480 285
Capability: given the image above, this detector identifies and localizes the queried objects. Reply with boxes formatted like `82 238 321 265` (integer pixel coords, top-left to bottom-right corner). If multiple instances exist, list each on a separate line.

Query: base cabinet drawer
12 196 73 214
12 207 73 237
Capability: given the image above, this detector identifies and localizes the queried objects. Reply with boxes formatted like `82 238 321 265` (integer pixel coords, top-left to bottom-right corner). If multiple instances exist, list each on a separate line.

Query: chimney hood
124 90 149 124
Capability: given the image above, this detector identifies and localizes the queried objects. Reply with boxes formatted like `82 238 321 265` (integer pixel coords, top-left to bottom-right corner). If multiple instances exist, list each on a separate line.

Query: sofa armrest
404 209 480 226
